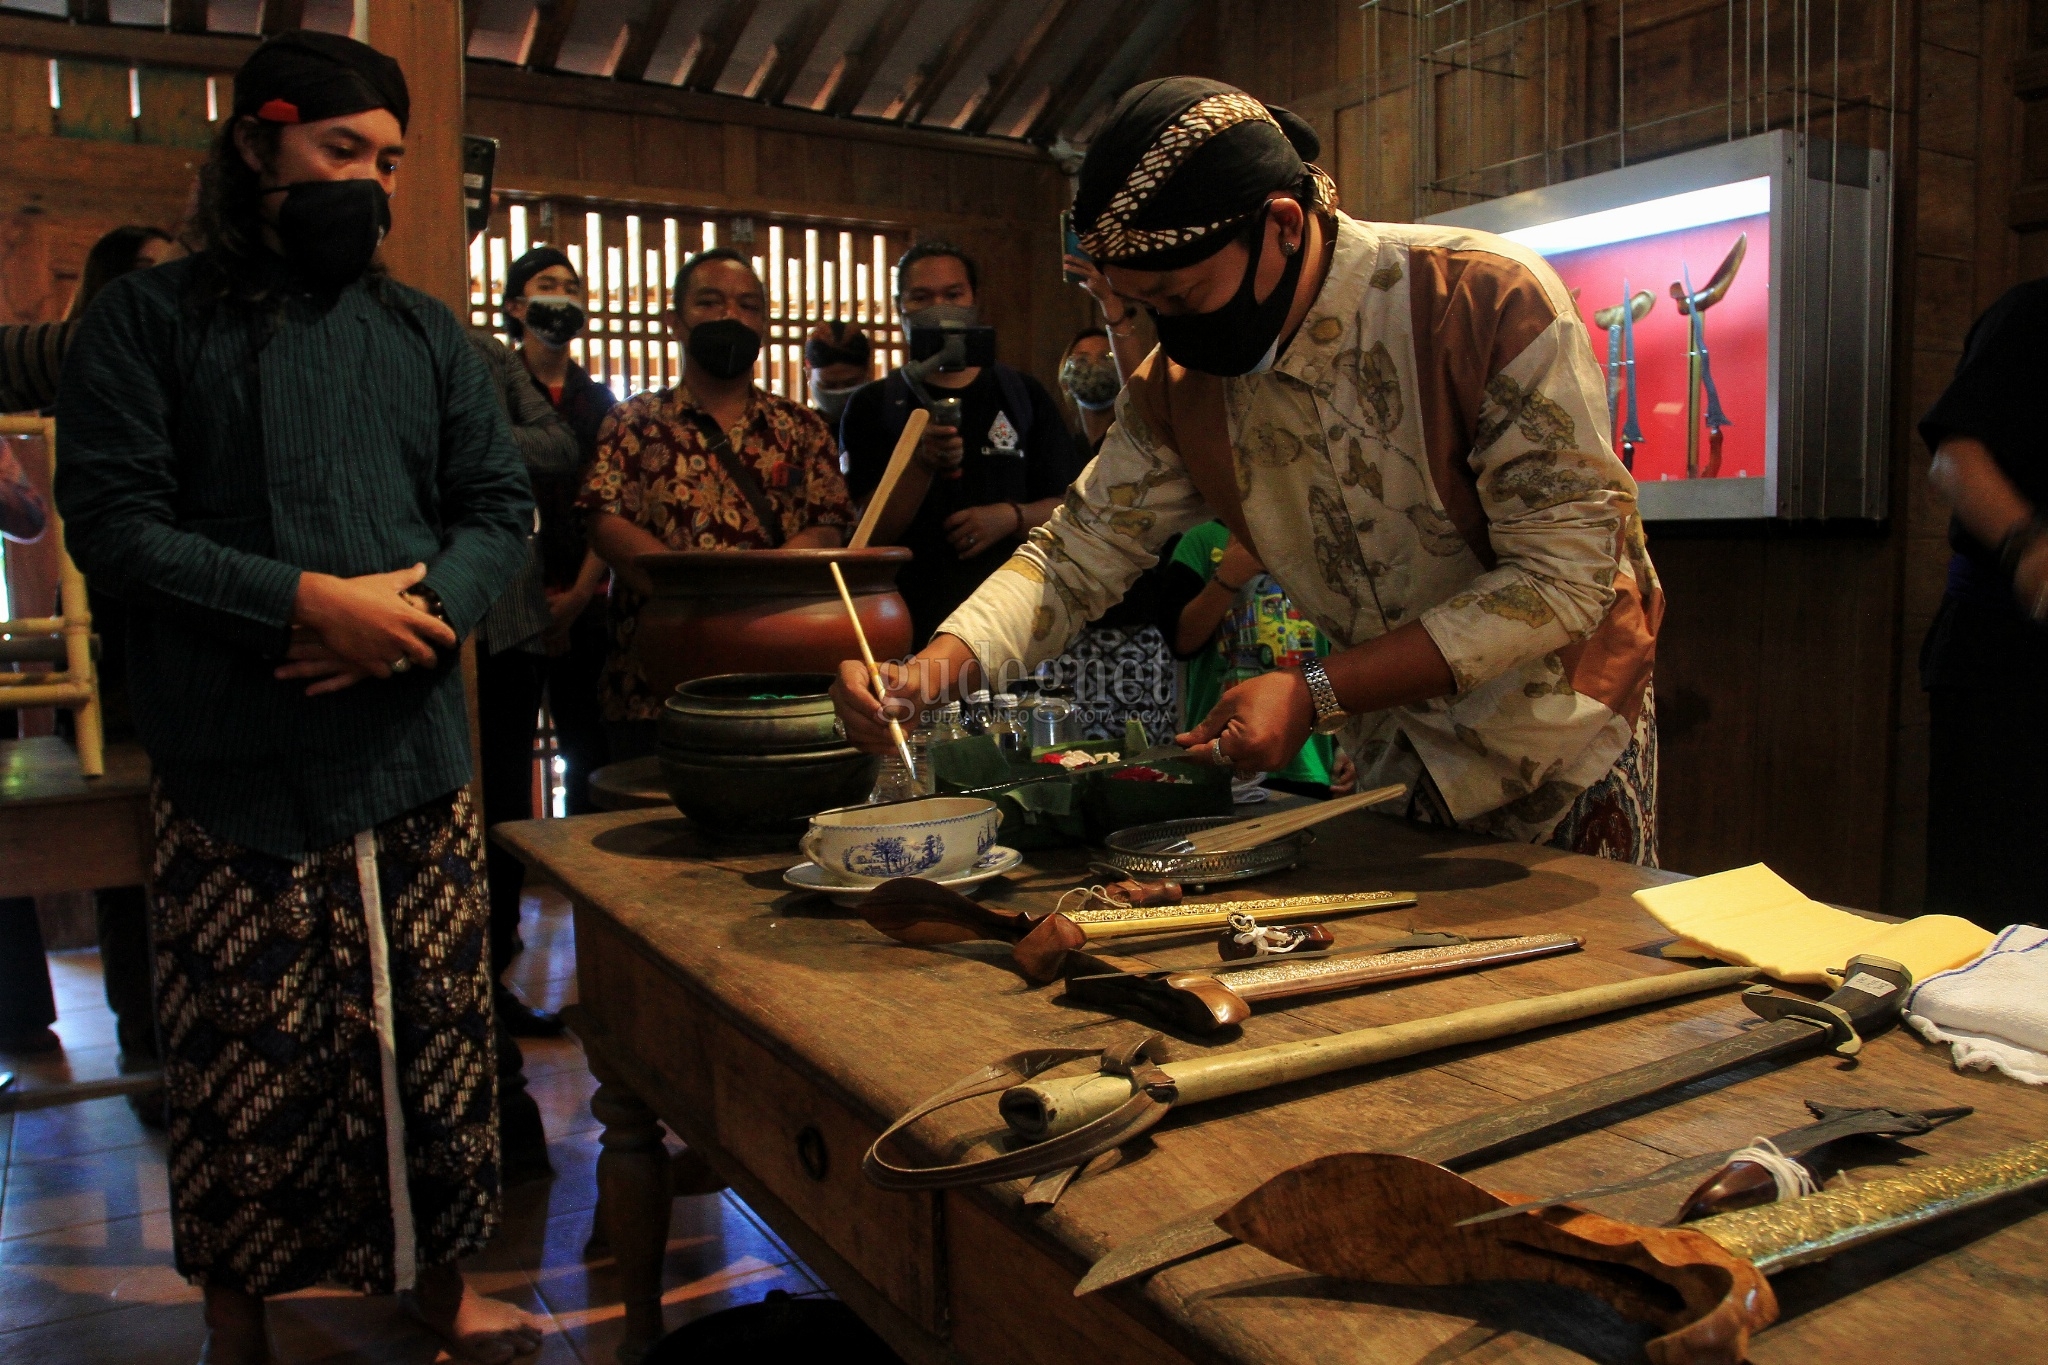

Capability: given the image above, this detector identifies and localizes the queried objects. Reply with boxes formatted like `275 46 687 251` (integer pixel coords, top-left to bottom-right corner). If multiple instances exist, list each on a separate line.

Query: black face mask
1151 205 1306 377
687 317 761 381
521 296 586 348
274 178 390 291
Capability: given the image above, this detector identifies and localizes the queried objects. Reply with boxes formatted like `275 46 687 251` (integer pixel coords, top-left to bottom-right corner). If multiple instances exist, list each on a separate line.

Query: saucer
784 846 1024 908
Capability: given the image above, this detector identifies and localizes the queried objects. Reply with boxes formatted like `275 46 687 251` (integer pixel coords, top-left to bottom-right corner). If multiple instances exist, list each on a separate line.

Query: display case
1426 131 1891 522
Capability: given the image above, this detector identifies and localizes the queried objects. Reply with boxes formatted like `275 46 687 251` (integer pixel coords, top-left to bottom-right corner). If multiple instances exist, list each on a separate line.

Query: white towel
1903 924 2048 1085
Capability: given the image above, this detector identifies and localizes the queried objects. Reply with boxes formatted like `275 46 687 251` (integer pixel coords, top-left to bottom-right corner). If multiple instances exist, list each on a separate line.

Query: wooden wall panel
576 106 639 186
0 51 49 137
54 59 129 142
135 67 210 148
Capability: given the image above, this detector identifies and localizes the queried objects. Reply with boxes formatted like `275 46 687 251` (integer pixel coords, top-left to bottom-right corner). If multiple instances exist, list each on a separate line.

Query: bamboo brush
829 561 918 779
1153 783 1409 856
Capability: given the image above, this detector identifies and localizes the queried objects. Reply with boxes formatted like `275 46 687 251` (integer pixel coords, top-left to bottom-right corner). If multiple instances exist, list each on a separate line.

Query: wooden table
496 809 2048 1365
0 735 150 898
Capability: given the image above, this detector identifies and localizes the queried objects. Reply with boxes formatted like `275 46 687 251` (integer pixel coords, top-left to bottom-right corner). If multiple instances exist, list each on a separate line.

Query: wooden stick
1001 965 1757 1142
849 408 930 549
1172 783 1408 855
829 561 918 777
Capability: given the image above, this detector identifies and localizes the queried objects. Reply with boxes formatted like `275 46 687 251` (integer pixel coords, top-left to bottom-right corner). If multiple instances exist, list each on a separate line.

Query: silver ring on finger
1211 736 1229 767
390 657 411 674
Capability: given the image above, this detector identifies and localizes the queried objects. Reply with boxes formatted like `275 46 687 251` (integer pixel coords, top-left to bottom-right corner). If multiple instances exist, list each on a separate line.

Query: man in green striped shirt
55 30 539 1365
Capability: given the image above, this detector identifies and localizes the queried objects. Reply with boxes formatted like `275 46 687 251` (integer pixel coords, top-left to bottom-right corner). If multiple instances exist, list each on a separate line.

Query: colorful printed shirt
939 212 1662 845
1172 520 1335 787
577 383 856 720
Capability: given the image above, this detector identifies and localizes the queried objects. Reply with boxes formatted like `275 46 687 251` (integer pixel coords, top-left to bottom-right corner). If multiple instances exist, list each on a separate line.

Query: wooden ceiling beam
0 13 255 69
960 0 1086 136
1024 0 1149 144
524 0 582 72
891 0 1002 125
466 59 1051 161
818 0 918 117
260 0 306 34
166 0 208 34
611 0 680 82
678 0 759 93
752 0 840 107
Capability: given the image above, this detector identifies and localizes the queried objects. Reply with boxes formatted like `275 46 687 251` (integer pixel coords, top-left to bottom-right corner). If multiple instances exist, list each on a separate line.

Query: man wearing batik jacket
832 76 1662 863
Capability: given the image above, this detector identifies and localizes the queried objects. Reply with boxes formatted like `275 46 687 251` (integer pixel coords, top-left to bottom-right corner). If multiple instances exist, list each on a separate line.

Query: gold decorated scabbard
853 880 1421 986
1697 1135 2048 1273
1065 890 1417 938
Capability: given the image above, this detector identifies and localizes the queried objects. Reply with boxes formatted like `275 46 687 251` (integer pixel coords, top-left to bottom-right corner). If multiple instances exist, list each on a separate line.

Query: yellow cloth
1633 863 1993 986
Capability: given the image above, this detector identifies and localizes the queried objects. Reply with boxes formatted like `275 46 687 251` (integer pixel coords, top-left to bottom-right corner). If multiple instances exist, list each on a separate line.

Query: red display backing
1543 212 1770 484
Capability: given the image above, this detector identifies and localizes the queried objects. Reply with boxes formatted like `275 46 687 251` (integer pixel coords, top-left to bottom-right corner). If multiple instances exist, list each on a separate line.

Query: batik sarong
150 784 499 1296
1406 689 1659 867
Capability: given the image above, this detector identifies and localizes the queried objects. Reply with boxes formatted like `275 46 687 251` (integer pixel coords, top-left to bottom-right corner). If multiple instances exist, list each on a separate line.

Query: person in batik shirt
833 77 1663 865
580 247 854 755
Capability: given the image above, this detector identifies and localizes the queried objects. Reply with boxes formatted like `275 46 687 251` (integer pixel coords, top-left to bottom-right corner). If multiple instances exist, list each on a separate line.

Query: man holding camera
840 241 1084 646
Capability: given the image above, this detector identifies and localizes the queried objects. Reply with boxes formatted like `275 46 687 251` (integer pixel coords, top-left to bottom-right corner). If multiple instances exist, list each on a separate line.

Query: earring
1279 241 1298 257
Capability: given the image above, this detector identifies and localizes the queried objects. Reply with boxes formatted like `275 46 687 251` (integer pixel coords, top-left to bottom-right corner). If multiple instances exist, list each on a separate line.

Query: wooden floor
0 886 829 1363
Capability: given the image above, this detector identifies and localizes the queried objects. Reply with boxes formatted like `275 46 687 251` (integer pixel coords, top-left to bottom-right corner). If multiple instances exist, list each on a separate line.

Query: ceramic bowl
800 797 1002 886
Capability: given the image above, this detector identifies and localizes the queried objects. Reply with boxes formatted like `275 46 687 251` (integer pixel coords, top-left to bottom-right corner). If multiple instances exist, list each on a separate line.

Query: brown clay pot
632 547 913 700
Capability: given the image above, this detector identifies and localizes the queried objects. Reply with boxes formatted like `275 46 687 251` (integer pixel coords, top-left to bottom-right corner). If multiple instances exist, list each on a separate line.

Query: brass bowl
1099 815 1316 887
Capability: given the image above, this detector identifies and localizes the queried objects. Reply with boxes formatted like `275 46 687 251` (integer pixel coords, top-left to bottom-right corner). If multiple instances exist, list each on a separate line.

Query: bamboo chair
0 416 102 777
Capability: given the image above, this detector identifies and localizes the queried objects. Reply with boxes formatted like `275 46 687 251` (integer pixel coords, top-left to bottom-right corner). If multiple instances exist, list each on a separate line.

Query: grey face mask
904 302 981 330
811 378 861 424
1060 354 1121 410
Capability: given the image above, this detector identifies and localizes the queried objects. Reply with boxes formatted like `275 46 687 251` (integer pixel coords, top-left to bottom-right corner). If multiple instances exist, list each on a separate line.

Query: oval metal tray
1099 815 1315 887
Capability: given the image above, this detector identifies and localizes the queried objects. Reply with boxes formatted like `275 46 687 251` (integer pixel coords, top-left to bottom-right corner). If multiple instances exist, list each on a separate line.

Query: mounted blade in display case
1429 131 1892 522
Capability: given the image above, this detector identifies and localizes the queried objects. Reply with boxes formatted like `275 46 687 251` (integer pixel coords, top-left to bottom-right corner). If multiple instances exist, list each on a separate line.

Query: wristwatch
1299 657 1347 735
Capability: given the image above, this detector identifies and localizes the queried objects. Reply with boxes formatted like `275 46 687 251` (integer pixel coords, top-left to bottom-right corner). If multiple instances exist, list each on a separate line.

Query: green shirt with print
1172 520 1336 787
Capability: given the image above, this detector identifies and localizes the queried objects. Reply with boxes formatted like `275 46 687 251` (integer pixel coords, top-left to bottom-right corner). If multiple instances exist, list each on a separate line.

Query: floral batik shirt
941 212 1662 846
578 384 856 720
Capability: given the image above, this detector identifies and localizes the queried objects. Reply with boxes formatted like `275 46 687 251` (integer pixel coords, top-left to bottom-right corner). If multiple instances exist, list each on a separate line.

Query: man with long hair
54 31 539 1365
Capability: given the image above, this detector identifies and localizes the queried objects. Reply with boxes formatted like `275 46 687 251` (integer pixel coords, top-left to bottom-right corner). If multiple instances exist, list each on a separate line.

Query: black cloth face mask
274 178 390 291
1150 204 1306 377
521 296 585 348
687 317 761 381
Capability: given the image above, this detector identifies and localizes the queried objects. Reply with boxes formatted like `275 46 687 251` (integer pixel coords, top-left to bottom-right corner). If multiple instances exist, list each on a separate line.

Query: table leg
587 1044 673 1365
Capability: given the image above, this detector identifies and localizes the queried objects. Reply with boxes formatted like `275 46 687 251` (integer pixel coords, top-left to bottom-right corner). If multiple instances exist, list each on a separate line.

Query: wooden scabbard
1066 933 1585 1034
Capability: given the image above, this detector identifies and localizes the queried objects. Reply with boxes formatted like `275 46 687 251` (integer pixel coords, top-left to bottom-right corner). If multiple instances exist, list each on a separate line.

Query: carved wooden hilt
1218 1151 1777 1365
857 875 1040 946
1671 233 1749 316
1594 289 1656 329
854 876 1089 984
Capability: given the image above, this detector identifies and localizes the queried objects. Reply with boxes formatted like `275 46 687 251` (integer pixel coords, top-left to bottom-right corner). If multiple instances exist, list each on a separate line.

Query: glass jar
1030 684 1082 749
988 694 1026 760
963 688 994 734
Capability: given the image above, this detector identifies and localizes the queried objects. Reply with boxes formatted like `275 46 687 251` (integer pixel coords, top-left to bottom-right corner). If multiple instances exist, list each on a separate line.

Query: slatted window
469 200 908 403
